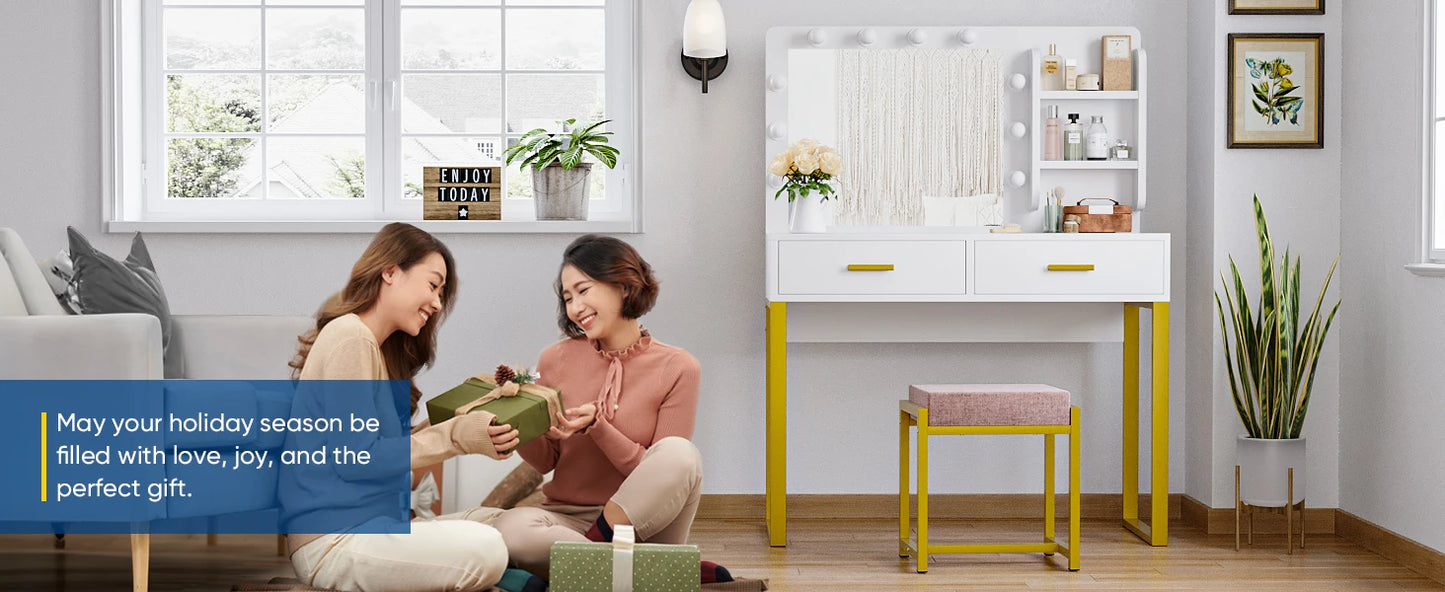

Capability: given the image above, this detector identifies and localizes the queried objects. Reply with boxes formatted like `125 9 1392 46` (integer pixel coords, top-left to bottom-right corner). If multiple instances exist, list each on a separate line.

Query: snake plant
1216 195 1340 440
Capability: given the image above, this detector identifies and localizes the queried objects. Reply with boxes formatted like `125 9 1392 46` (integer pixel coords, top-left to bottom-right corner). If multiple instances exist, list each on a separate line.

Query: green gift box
549 526 700 592
425 376 561 447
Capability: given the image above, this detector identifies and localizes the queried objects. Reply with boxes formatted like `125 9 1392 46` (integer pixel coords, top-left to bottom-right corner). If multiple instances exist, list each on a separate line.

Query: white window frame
1418 0 1445 273
101 0 641 234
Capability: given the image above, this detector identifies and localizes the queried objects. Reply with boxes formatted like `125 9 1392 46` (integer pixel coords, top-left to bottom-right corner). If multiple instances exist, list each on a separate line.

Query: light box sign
423 166 502 221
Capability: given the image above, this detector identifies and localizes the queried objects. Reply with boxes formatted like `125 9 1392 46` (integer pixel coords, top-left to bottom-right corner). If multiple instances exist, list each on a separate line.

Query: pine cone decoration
494 364 516 385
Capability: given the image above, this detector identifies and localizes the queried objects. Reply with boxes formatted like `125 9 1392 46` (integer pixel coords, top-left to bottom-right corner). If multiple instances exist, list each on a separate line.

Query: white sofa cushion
0 228 66 315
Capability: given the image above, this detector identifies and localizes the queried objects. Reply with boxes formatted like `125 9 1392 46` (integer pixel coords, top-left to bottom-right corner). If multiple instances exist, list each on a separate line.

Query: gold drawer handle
1047 264 1096 272
846 264 895 271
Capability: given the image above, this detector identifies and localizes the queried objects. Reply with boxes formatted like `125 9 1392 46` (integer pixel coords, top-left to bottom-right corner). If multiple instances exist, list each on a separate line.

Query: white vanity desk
762 27 1171 548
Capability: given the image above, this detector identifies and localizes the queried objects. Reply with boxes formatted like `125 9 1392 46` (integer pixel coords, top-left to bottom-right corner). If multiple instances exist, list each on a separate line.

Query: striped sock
584 514 614 543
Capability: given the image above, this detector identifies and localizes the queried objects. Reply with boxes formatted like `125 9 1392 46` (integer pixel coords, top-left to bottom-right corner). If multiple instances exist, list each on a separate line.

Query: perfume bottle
1041 44 1063 91
1063 113 1083 161
1044 105 1062 161
1085 115 1110 161
1109 139 1133 161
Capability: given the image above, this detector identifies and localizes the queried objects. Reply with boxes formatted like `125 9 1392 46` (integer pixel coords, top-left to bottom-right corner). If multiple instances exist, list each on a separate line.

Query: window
103 0 638 231
1429 0 1445 262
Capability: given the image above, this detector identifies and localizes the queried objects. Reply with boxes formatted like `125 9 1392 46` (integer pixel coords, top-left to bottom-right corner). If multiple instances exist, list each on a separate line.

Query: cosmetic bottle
1044 105 1062 161
1085 115 1110 161
1064 113 1083 161
1064 59 1078 90
1041 44 1063 91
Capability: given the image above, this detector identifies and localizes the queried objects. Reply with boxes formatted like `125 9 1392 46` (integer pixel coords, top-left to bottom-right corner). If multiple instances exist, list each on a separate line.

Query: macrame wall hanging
835 48 1003 226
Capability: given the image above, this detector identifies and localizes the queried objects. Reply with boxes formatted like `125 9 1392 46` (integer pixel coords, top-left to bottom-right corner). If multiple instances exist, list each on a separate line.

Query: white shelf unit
1029 49 1148 228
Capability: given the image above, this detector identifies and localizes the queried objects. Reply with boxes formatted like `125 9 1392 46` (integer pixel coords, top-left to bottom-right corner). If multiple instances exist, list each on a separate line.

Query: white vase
1236 436 1306 507
788 194 828 233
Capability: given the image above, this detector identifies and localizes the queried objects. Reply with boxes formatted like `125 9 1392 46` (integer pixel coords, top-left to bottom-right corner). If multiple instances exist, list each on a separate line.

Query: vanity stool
899 383 1080 572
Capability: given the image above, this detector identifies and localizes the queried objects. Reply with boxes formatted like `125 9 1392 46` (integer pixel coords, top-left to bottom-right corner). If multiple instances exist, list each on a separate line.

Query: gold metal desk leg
766 302 788 547
1122 302 1169 546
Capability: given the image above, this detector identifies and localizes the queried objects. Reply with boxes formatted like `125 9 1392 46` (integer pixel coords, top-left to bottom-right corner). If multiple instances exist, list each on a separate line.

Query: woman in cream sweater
282 222 522 592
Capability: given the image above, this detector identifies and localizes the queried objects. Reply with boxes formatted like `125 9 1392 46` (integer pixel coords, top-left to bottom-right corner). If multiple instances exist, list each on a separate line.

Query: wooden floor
0 519 1440 591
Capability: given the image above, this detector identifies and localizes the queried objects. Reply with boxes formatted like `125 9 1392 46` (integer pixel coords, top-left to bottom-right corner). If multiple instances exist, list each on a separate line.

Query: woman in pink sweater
492 235 729 584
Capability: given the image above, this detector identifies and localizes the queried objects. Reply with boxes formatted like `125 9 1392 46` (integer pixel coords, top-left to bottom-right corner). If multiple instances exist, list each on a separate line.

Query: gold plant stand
1235 465 1304 554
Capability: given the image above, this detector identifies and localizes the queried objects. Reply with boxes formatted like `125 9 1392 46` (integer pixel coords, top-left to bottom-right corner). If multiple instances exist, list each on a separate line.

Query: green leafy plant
1215 195 1340 440
502 118 619 171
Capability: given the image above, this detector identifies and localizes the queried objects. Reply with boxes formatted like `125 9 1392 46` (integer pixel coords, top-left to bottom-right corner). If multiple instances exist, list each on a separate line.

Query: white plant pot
1236 436 1306 507
532 162 591 221
788 194 828 233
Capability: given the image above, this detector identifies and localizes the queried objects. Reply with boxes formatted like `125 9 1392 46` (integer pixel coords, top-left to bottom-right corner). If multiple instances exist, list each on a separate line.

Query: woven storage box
1062 198 1132 233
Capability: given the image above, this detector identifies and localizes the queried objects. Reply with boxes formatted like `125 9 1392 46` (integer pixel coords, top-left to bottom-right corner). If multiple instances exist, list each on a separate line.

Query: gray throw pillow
67 227 184 378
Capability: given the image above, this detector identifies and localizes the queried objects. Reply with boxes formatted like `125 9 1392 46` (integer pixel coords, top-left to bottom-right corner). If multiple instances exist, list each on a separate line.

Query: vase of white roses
768 139 842 233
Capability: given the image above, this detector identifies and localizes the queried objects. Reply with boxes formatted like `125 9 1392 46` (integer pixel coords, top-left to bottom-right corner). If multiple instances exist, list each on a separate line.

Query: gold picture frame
1229 0 1324 15
1227 33 1324 149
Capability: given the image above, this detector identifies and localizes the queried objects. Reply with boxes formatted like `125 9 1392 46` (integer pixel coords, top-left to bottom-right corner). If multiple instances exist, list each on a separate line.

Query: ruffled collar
591 328 652 361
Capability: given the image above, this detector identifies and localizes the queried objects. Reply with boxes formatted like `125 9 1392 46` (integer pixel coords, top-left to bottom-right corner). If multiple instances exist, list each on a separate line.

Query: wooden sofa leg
277 534 287 557
131 532 150 592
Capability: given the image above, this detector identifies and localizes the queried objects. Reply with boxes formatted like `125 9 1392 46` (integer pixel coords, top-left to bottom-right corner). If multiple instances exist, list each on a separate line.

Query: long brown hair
290 222 458 413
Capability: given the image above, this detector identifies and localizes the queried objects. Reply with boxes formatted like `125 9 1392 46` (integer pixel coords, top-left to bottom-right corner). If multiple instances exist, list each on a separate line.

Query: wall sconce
681 0 727 93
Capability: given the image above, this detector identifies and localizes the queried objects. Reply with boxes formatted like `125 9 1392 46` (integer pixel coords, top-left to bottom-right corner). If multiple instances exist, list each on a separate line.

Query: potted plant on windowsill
1216 195 1339 523
503 118 619 221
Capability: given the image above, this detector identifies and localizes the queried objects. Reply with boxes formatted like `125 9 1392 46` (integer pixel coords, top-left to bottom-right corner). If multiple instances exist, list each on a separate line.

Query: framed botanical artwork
1229 0 1325 15
1227 33 1324 149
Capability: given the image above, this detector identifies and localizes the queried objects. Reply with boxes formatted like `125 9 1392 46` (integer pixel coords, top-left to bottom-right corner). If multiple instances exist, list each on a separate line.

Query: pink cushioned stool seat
908 383 1071 426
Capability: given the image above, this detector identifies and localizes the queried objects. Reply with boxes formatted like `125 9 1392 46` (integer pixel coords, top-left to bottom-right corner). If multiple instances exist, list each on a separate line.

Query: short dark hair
555 234 659 339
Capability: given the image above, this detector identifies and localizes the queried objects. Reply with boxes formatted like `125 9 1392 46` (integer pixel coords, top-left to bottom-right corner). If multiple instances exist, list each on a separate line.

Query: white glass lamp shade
682 0 726 58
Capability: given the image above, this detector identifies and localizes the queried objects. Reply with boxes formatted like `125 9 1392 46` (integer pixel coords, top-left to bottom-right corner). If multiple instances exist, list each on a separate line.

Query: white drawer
778 240 967 295
973 239 1166 296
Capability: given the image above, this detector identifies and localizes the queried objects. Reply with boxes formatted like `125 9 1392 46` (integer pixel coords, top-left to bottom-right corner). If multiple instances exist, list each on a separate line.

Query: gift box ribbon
612 524 636 592
452 379 563 428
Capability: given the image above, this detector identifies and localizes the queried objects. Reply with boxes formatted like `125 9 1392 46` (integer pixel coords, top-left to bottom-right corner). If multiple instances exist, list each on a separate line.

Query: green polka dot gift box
550 525 700 592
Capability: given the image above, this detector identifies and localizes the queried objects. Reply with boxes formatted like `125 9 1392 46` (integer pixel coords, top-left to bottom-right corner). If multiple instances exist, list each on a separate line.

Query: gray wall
1340 0 1445 553
3 1 1192 508
1185 0 1344 509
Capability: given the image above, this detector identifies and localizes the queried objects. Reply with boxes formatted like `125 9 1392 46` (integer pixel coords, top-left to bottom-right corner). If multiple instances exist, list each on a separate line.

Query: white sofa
0 227 313 591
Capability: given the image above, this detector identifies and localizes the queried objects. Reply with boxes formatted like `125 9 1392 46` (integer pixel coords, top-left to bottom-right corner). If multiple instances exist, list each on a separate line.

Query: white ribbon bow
410 472 439 521
612 524 635 592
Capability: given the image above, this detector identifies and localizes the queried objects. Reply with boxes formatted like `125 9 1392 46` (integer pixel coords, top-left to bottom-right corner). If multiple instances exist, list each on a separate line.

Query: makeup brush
1052 185 1066 205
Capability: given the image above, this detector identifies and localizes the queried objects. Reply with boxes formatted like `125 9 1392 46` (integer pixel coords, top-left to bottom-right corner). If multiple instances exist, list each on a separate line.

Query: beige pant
492 436 703 580
291 506 509 592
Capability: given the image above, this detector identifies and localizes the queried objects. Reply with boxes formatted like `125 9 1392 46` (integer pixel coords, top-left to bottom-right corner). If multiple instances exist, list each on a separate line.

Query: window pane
402 9 501 70
266 8 365 70
263 137 367 198
402 74 502 133
505 9 604 70
506 0 603 5
1437 120 1445 250
167 75 261 133
266 0 362 5
505 156 534 200
402 137 499 199
164 9 261 70
268 75 365 133
505 74 604 133
167 138 257 198
402 0 498 5
1438 1 1445 118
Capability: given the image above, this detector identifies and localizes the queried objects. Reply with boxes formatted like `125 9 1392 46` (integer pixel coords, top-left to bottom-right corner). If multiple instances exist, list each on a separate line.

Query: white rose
793 153 819 175
818 151 843 176
793 139 819 154
768 153 792 176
